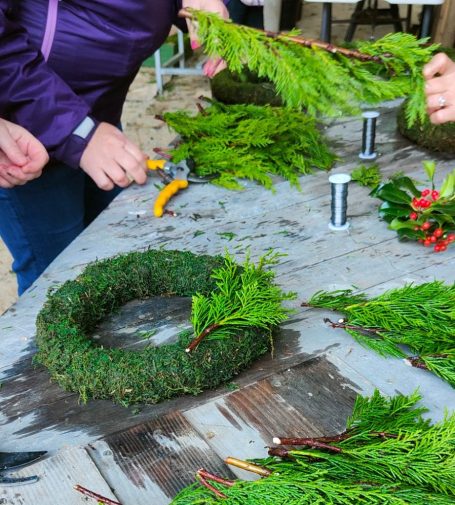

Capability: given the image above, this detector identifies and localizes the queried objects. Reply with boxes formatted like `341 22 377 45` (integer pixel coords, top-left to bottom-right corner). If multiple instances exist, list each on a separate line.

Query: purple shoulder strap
41 0 59 61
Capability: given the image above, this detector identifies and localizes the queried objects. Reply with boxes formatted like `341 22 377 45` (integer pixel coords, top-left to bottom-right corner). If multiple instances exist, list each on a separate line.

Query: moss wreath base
35 250 270 406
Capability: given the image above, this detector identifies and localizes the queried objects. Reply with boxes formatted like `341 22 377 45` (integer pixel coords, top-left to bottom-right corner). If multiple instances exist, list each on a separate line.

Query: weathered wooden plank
87 411 234 505
0 447 118 505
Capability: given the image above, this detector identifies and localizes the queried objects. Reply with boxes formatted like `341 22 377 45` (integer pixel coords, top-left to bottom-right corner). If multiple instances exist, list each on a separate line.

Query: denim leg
0 162 121 294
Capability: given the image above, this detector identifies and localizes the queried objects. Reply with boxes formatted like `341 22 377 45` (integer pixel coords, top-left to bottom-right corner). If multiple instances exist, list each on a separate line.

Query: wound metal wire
359 111 380 160
329 173 351 230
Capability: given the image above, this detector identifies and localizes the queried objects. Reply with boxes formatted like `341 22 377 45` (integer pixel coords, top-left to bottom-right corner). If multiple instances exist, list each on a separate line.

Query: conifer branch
189 250 295 351
307 282 455 387
178 9 438 124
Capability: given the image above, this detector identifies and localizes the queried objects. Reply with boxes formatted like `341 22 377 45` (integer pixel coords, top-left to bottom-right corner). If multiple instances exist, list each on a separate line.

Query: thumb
0 136 27 167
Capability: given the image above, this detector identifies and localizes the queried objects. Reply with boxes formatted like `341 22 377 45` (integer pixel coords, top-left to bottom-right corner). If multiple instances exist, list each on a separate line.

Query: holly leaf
391 176 421 197
373 182 412 204
439 171 455 198
388 217 417 230
423 160 436 182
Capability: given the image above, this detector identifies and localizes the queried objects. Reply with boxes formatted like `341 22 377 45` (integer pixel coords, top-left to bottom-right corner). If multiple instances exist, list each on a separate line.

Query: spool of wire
329 173 351 231
359 111 380 160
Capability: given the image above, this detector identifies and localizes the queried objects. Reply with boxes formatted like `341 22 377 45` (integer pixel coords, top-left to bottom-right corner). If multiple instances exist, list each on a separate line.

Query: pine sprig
188 250 296 351
171 390 455 504
306 281 455 386
183 10 438 124
162 100 336 190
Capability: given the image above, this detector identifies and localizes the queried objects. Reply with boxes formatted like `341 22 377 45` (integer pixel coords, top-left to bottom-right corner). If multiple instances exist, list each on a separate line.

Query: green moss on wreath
35 250 271 406
398 99 455 153
210 68 283 106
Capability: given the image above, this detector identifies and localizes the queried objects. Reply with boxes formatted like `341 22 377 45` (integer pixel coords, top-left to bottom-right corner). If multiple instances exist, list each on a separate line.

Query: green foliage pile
307 281 455 387
163 100 336 190
35 250 292 406
351 163 382 188
190 10 438 125
171 390 455 504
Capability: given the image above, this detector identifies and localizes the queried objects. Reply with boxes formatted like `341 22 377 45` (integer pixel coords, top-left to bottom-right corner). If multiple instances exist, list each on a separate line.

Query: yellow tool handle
154 179 189 217
147 159 166 171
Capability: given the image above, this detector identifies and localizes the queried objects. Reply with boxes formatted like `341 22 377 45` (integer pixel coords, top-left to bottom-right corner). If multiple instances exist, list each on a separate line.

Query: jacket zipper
41 0 59 61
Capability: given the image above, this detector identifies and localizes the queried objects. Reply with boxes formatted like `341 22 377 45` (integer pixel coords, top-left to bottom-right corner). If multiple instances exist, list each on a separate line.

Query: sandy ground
0 3 416 314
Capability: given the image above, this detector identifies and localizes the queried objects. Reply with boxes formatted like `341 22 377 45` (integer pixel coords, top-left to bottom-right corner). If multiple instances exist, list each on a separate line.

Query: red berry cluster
411 188 439 210
409 188 454 253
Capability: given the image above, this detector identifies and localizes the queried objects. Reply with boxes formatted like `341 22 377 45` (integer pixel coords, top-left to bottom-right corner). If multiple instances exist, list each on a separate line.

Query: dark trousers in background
227 0 264 28
0 162 121 294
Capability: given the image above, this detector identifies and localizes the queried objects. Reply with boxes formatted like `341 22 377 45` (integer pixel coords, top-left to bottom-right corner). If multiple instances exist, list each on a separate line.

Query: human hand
0 119 49 189
423 53 455 125
182 0 229 77
80 122 147 191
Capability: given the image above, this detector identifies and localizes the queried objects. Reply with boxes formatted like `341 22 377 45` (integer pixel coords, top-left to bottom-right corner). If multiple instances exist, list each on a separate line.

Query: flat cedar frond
186 10 438 125
163 101 336 190
191 251 296 341
305 281 455 387
171 390 455 504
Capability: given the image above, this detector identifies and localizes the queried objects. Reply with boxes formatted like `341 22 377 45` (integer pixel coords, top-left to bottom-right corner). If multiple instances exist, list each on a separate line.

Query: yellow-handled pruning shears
147 159 190 217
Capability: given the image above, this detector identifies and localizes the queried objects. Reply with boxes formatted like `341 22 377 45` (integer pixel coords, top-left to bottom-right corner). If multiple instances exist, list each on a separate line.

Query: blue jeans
0 162 121 295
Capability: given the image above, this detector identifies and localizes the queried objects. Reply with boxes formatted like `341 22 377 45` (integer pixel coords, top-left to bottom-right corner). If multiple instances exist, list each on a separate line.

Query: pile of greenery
186 10 438 125
305 281 455 387
171 390 455 503
163 100 336 190
35 250 294 406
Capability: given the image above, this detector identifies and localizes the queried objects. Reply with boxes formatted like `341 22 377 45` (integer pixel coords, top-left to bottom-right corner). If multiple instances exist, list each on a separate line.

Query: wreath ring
35 249 270 406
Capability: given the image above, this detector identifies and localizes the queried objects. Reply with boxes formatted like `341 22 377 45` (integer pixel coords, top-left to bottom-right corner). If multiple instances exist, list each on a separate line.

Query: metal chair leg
320 3 332 42
345 0 365 42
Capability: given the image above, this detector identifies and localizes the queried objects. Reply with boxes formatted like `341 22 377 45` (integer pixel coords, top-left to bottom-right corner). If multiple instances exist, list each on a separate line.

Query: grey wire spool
329 173 351 231
359 111 380 160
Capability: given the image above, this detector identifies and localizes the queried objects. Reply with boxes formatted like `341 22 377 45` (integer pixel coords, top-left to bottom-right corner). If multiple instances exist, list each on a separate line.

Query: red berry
431 190 440 200
424 239 431 247
433 228 444 238
421 189 430 197
434 244 441 252
430 235 437 243
447 233 455 242
422 221 431 230
409 212 418 220
440 245 447 252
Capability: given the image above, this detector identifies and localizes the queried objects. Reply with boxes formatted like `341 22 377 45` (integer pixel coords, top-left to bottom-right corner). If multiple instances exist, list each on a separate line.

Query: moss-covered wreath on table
35 249 294 406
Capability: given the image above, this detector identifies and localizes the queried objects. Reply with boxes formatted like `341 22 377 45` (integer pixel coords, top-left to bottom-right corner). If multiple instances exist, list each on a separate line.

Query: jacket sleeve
0 2 97 168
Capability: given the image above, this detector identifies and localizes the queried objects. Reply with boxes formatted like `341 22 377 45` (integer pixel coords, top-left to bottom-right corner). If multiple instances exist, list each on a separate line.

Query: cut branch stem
186 323 221 353
272 437 342 453
225 457 272 477
74 485 122 505
178 8 386 63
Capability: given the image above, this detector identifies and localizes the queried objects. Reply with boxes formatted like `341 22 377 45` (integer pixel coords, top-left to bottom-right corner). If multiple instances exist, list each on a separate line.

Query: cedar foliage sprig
188 250 296 351
171 390 455 504
162 99 336 190
183 10 438 124
306 281 455 387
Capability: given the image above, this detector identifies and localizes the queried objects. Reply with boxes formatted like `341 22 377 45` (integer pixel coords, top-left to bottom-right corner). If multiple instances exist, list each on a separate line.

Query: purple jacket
0 0 185 168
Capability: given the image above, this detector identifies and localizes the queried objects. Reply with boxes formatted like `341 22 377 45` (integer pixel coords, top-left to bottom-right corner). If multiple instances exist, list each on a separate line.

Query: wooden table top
1 101 454 504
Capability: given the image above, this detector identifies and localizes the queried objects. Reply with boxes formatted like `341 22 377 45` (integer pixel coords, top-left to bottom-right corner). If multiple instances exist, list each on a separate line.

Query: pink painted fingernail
191 39 201 50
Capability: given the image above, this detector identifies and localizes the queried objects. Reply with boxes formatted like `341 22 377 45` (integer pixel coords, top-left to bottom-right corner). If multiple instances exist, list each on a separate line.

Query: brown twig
74 485 122 505
407 356 429 370
197 468 235 487
178 8 388 64
197 473 228 499
186 323 221 353
272 437 342 453
323 318 381 338
225 457 272 477
268 447 292 459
